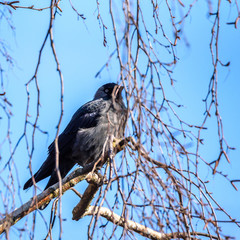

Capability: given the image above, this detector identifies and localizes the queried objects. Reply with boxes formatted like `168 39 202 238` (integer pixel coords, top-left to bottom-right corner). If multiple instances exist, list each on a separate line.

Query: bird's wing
48 99 107 156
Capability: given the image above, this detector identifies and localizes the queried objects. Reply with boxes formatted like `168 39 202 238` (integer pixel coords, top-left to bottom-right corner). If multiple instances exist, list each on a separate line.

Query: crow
23 83 127 208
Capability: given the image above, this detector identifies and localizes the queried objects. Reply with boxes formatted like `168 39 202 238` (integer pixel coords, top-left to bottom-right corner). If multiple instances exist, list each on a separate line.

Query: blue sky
0 0 240 239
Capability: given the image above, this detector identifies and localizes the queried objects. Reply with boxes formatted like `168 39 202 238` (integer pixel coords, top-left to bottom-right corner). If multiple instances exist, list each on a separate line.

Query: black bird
23 83 127 196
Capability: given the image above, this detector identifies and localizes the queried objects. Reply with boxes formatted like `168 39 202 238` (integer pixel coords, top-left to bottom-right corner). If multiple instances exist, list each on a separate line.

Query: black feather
23 83 127 209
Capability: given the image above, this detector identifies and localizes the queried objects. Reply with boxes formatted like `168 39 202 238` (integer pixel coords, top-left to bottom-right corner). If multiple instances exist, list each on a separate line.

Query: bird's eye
104 89 109 94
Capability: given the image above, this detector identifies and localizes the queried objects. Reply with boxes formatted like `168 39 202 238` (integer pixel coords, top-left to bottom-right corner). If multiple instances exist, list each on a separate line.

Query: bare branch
83 206 220 240
72 172 105 221
0 164 94 235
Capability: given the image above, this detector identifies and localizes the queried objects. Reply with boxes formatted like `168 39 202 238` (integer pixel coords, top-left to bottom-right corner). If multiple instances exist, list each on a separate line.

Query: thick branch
83 206 220 240
72 172 104 220
0 163 95 235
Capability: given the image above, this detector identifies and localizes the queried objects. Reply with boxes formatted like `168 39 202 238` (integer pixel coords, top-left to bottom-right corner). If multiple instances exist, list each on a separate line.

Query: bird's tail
23 169 51 190
23 168 53 210
23 157 76 210
23 177 34 190
23 158 54 190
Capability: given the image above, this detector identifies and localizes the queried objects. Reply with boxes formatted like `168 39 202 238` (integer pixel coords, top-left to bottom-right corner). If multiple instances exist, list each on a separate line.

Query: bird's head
94 83 124 101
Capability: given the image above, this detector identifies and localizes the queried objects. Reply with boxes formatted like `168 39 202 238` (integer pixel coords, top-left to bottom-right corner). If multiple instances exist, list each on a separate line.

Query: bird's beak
119 86 124 94
113 85 124 98
112 86 124 99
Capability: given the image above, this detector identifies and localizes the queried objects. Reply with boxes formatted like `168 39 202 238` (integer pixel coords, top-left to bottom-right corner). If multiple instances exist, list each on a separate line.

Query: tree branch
72 172 105 221
83 206 220 240
1 137 219 239
0 163 95 235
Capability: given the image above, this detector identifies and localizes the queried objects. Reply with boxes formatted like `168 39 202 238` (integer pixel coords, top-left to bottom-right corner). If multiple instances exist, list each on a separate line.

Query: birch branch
0 163 95 235
72 172 105 220
83 206 220 240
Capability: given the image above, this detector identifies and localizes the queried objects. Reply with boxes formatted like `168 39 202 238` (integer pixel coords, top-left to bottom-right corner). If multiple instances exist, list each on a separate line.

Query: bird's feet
112 137 132 152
